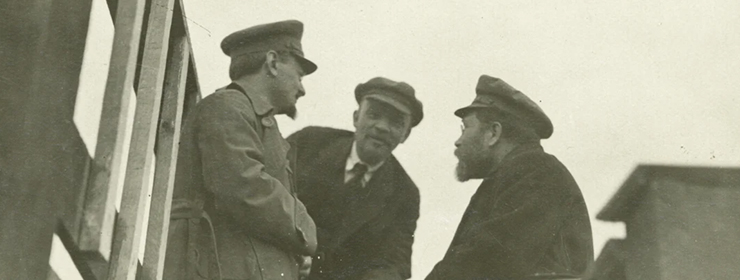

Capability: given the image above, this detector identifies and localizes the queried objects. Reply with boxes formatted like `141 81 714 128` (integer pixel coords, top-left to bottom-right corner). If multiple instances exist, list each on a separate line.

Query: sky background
67 0 739 279
177 0 740 278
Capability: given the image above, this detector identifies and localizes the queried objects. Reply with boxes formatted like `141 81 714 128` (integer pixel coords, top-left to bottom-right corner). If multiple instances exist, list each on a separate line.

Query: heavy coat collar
229 80 274 116
486 142 544 179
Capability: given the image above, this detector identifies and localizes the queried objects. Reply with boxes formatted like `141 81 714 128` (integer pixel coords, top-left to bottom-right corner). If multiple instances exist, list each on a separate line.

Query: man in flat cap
426 75 593 280
164 20 317 280
287 77 423 280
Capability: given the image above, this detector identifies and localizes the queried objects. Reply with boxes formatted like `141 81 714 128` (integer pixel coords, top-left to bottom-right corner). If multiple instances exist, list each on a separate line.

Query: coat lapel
307 137 350 188
304 135 398 248
333 160 397 247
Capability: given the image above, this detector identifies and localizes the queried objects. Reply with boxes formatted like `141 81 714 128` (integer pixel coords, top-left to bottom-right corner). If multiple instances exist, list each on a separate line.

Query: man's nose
297 83 306 98
374 118 391 132
454 137 462 147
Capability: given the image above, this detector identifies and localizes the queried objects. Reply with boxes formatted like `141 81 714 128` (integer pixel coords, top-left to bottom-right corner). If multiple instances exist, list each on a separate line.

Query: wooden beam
107 0 175 277
183 55 203 119
177 0 203 106
169 0 201 114
79 0 147 261
0 0 92 278
140 35 190 280
49 234 85 280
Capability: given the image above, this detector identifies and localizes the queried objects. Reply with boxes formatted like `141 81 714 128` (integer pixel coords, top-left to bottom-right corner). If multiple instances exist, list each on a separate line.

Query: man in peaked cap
426 75 594 280
164 20 317 280
287 77 423 280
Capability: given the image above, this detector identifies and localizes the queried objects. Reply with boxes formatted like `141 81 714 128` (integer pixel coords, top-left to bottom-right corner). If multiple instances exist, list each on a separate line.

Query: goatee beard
286 106 297 120
455 161 471 182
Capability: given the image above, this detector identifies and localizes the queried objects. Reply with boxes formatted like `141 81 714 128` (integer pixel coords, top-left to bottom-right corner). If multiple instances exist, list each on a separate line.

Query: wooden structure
588 165 740 280
1 0 202 278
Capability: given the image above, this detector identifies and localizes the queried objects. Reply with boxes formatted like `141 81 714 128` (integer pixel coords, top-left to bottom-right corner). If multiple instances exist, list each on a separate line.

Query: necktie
345 163 369 207
347 163 369 188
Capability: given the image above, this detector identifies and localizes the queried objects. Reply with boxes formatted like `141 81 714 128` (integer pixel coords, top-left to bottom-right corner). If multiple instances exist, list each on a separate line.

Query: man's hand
298 255 312 279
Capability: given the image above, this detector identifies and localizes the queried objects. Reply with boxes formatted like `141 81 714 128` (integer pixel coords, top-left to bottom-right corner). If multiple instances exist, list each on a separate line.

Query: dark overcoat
164 82 317 280
426 143 594 280
287 127 420 280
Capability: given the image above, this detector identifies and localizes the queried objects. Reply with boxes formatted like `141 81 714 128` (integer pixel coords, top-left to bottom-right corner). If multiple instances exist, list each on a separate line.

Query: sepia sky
176 0 740 278
69 0 740 279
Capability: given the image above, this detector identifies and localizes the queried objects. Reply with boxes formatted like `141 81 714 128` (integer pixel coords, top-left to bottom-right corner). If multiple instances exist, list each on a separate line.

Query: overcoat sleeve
195 96 316 256
359 186 420 280
426 166 573 279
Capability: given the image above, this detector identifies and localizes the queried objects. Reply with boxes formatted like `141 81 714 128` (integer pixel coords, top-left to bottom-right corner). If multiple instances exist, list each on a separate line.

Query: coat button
261 117 274 127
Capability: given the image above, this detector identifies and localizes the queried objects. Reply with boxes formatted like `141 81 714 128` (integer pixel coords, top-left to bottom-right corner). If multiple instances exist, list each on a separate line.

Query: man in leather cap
164 20 318 280
288 77 424 280
426 75 594 280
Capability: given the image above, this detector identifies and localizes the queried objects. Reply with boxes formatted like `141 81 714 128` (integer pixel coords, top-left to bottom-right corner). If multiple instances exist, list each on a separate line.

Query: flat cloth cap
455 75 553 139
355 77 424 127
221 20 317 75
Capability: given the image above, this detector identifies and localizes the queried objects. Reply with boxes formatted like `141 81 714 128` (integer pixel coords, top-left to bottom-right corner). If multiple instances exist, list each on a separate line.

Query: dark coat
164 82 317 280
287 127 420 280
426 143 594 280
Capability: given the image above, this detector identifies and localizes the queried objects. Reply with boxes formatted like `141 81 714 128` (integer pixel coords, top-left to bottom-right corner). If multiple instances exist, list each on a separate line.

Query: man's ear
352 109 360 129
485 122 502 147
399 115 413 144
399 127 411 144
265 50 279 77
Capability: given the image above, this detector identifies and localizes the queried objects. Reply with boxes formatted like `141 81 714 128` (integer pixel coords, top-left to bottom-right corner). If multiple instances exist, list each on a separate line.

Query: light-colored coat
164 81 316 280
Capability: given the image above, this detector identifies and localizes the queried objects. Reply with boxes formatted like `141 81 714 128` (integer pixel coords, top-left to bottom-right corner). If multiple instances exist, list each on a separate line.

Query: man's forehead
461 114 477 124
460 110 486 124
283 53 305 76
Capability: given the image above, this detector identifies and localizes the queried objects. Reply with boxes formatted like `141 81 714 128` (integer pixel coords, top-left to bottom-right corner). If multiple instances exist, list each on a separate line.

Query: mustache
367 134 392 145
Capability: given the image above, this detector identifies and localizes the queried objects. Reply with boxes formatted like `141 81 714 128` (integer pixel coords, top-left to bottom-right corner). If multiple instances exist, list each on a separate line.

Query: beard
285 105 297 119
455 160 473 182
454 149 493 182
269 85 299 119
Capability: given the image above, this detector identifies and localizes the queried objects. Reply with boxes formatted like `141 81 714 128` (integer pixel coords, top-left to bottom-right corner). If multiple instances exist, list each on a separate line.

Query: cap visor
454 104 491 117
294 55 317 75
364 94 412 115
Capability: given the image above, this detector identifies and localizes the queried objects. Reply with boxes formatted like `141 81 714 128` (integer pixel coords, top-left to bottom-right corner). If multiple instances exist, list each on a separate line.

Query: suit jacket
287 127 420 280
164 82 317 280
426 143 594 280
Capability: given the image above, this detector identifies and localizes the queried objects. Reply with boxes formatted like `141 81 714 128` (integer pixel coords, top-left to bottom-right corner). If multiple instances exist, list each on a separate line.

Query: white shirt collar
345 141 384 184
